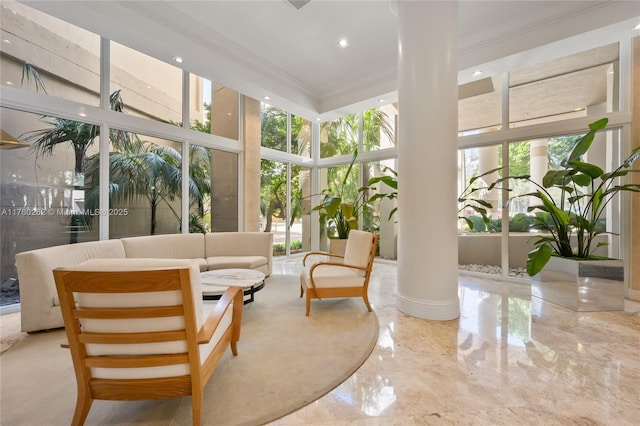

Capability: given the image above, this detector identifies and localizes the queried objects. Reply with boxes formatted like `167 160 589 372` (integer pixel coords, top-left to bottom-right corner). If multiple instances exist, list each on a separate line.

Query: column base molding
396 293 460 321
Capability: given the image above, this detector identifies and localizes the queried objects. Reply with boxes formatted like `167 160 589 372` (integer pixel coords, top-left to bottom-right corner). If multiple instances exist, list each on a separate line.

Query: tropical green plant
366 165 497 232
457 167 500 231
493 118 640 276
312 149 367 239
367 166 398 221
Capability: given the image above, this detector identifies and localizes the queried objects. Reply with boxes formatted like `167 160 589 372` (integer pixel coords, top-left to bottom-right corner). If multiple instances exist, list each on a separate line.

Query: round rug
0 274 379 425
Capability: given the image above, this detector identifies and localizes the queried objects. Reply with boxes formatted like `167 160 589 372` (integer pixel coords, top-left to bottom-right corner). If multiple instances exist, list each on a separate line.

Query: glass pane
363 159 398 259
188 74 212 134
363 104 397 151
1 108 100 305
1 1 100 103
86 130 182 238
211 84 239 140
458 75 503 135
291 115 311 157
507 128 618 276
210 149 238 232
458 146 502 275
187 144 212 233
291 164 311 254
509 43 619 128
320 114 359 158
260 159 287 255
111 41 182 124
261 103 286 151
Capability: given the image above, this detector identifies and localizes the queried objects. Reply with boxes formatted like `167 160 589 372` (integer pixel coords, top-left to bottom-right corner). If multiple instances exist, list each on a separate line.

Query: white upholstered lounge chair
300 230 378 316
53 258 243 426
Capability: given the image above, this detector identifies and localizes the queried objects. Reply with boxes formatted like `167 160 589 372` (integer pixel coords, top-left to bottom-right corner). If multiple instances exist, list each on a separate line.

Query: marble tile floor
270 257 640 426
1 258 639 425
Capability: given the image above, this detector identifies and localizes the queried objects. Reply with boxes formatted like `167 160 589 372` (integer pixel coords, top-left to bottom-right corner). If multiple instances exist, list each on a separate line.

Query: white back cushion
343 230 374 275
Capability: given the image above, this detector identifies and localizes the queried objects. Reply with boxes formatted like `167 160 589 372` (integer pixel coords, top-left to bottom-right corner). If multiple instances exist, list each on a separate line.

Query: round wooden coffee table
200 268 266 304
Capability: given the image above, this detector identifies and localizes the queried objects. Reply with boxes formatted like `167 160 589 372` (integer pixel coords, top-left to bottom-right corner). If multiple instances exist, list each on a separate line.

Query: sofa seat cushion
206 256 267 271
302 264 365 289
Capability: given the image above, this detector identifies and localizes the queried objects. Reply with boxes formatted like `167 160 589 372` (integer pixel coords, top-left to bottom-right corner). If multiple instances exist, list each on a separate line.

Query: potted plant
312 149 366 254
496 118 640 310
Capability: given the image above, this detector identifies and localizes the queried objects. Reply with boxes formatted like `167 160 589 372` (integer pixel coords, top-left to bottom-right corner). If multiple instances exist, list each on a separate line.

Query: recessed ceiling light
263 95 271 100
316 118 321 121
472 70 483 76
633 23 640 31
173 56 183 63
378 99 385 103
338 38 349 48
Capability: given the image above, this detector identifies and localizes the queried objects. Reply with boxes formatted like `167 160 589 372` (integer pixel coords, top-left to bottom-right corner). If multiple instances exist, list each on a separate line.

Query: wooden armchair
300 230 378 316
53 259 243 426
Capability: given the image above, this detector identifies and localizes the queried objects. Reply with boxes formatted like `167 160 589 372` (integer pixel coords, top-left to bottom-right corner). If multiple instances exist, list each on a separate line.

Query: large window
261 103 286 151
459 75 503 135
363 104 397 151
85 130 183 238
291 114 311 158
1 108 100 288
457 146 502 275
110 41 182 124
1 1 100 104
509 43 619 128
320 114 359 158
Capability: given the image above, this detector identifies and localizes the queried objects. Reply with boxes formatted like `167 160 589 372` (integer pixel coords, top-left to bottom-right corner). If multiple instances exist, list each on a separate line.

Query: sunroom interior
1 1 638 307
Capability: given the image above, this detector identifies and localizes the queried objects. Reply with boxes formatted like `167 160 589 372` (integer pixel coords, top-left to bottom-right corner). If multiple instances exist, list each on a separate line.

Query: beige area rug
0 274 379 425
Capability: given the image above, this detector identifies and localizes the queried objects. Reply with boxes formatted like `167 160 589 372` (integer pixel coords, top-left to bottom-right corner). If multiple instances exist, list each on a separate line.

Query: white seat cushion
302 264 365 289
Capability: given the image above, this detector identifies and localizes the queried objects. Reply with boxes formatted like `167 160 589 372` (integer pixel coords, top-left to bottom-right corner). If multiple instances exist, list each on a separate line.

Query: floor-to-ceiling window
0 1 243 306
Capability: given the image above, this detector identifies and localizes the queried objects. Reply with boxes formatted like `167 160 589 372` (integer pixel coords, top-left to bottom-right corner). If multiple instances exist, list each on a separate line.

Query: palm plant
84 135 210 235
23 90 126 243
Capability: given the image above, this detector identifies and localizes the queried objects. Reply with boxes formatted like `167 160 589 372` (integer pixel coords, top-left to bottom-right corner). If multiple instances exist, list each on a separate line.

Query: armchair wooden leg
363 293 372 312
71 386 92 426
305 293 311 316
191 389 202 426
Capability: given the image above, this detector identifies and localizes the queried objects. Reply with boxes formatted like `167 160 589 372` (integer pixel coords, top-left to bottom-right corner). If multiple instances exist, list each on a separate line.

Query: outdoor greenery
25 85 212 236
493 118 640 276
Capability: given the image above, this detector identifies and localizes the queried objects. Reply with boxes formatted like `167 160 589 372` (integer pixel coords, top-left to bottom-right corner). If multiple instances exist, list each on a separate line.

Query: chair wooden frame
300 233 378 316
54 267 243 426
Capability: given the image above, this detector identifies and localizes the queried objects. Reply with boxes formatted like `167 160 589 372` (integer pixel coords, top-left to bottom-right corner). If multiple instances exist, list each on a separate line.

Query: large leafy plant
313 150 366 239
497 118 640 276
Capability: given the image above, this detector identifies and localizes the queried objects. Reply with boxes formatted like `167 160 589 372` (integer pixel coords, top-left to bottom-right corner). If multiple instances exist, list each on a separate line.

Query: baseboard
395 293 460 320
628 288 640 302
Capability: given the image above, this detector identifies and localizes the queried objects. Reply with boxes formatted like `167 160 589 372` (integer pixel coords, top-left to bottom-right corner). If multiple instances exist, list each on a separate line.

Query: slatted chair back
54 261 242 426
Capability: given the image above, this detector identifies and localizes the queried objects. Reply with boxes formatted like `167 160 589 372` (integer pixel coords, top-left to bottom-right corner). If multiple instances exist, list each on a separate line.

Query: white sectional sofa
15 232 273 333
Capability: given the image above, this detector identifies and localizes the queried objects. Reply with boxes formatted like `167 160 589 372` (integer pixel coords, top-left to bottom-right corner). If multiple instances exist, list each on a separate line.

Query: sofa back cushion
121 233 205 260
205 232 272 257
16 239 126 306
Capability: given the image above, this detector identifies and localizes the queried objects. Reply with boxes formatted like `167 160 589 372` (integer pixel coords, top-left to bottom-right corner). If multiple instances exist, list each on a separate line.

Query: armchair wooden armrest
303 251 344 266
197 286 243 345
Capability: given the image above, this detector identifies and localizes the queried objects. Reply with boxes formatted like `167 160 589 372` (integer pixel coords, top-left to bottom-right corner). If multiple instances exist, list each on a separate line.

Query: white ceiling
22 1 640 121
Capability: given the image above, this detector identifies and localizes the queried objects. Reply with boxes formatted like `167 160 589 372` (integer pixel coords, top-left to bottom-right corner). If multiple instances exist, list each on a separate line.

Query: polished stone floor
270 257 640 425
1 258 639 425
